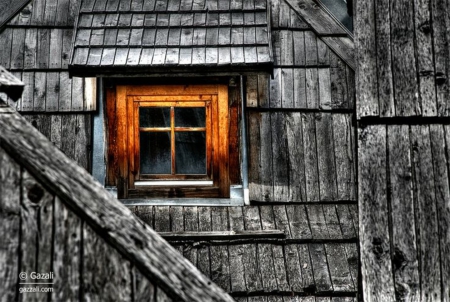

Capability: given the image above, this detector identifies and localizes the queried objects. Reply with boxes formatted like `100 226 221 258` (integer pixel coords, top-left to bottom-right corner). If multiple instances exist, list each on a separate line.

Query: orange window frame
115 85 230 198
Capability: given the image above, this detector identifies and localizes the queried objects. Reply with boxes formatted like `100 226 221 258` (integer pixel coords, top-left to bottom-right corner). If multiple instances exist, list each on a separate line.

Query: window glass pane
140 107 170 128
175 132 206 174
140 132 171 174
175 107 205 127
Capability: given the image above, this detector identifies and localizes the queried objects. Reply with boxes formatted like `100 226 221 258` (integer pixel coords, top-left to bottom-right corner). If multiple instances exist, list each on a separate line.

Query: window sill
107 185 245 206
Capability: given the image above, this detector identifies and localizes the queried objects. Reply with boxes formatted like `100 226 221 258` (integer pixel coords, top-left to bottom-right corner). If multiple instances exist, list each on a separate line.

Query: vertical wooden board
170 206 184 232
330 59 348 109
133 267 155 302
345 66 355 110
343 243 359 290
248 112 262 200
259 205 275 230
325 244 354 292
33 72 46 111
284 244 303 292
387 125 420 300
37 28 50 69
304 31 317 66
242 244 263 292
247 75 258 107
358 125 395 301
132 206 154 228
390 0 419 116
59 72 72 111
272 245 290 291
269 68 282 108
271 112 289 201
183 206 198 232
62 29 73 69
197 245 210 278
11 28 26 69
258 243 277 292
272 30 281 65
333 114 355 201
211 207 228 231
306 205 329 239
228 244 247 292
431 0 450 116
210 245 231 292
315 113 337 201
317 39 329 66
273 205 290 239
302 113 319 202
257 74 269 108
243 206 261 230
52 197 81 301
348 204 358 236
60 114 76 161
309 244 333 293
355 0 379 118
198 206 211 231
45 72 60 112
0 28 12 68
154 206 171 232
375 0 395 117
318 68 332 110
322 205 343 239
228 206 244 231
414 0 437 117
183 244 197 267
305 68 319 108
297 244 315 292
49 29 63 69
286 205 312 239
293 68 307 108
280 30 293 65
71 77 84 111
261 112 274 201
411 125 441 301
75 114 91 170
55 0 70 26
0 148 21 302
23 28 37 69
83 225 132 301
293 31 305 66
335 205 357 239
430 125 450 300
286 112 306 202
20 170 54 302
280 69 294 109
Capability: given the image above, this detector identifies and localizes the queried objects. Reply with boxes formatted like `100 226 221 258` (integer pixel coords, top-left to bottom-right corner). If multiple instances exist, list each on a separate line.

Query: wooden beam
159 230 285 241
0 109 235 302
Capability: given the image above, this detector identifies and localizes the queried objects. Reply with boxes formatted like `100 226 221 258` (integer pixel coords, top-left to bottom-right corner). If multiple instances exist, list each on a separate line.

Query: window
110 85 230 198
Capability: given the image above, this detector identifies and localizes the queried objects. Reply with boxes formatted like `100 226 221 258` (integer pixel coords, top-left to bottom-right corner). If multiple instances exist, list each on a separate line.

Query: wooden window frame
114 85 230 198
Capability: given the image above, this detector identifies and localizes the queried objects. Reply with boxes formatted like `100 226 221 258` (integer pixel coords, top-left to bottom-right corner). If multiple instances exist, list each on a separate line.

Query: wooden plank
318 68 332 110
197 245 210 278
286 205 312 239
49 29 63 68
284 244 303 292
322 205 343 239
391 0 419 116
242 244 263 292
260 112 273 200
355 0 378 118
335 205 357 239
293 68 307 108
259 205 275 230
228 244 247 292
183 206 198 232
272 244 290 291
0 148 21 302
304 31 317 66
414 0 437 116
281 68 294 108
330 56 348 109
309 244 333 293
320 37 355 71
358 125 395 301
325 244 354 291
430 125 450 299
83 225 132 301
302 113 319 201
211 207 228 231
33 72 46 111
293 31 305 66
71 77 84 111
23 28 37 69
333 114 355 200
271 112 289 201
210 245 231 292
269 68 281 108
45 72 59 112
52 197 81 301
37 28 50 68
62 29 73 69
286 112 306 202
0 28 12 69
280 30 293 65
297 244 315 292
411 125 441 300
306 68 319 108
316 113 337 201
242 206 260 230
273 205 290 238
59 72 72 111
132 206 154 228
248 113 262 200
10 28 26 69
387 125 420 300
133 267 155 302
317 39 329 66
258 243 277 292
343 243 359 290
170 206 184 232
198 206 211 231
247 75 258 107
374 0 395 117
307 205 329 239
20 72 34 111
346 66 355 110
154 206 171 232
0 0 32 28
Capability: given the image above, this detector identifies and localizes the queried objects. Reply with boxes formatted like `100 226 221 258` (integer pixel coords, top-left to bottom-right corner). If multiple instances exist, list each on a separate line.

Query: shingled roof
69 0 274 76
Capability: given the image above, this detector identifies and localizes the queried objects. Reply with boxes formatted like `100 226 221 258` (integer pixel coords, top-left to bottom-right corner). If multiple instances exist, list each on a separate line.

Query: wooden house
0 0 363 301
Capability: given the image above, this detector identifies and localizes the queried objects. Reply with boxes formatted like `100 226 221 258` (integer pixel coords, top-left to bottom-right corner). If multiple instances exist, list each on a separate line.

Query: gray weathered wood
316 113 337 201
302 113 319 201
286 112 306 202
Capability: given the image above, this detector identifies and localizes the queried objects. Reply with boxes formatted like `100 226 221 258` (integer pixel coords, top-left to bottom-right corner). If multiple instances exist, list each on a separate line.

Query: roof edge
0 0 32 31
0 107 235 302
